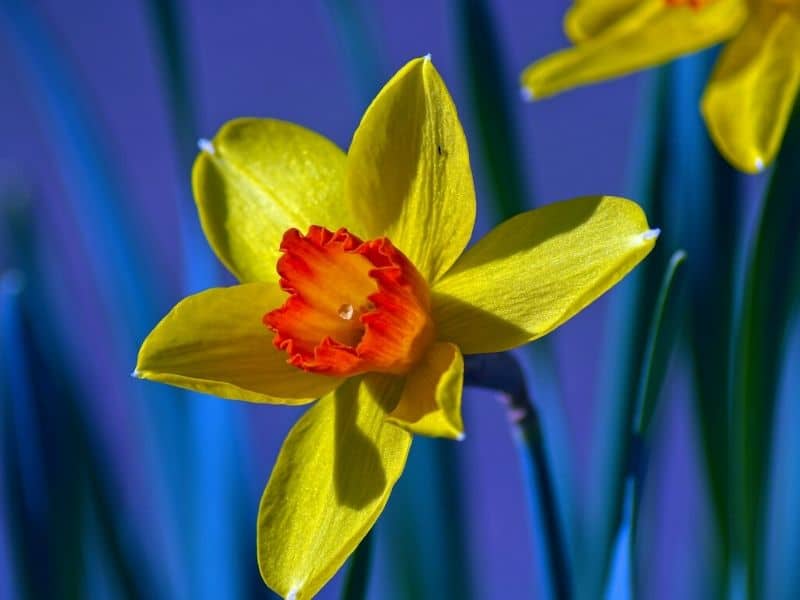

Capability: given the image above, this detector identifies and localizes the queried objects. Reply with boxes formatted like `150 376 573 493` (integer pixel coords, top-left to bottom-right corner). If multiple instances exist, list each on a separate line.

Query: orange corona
264 226 435 377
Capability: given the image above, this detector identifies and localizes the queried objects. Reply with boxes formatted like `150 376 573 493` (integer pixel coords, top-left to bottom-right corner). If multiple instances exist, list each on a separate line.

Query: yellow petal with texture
522 0 747 99
702 7 800 173
564 0 640 42
193 118 351 283
135 283 341 403
387 342 465 440
432 196 656 354
345 57 476 283
257 375 411 600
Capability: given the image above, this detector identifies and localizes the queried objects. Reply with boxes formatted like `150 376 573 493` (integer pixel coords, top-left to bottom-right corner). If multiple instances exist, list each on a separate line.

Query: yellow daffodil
135 56 658 599
521 0 800 174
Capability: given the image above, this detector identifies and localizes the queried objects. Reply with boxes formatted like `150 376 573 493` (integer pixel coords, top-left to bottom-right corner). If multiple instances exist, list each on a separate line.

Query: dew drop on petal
338 303 355 320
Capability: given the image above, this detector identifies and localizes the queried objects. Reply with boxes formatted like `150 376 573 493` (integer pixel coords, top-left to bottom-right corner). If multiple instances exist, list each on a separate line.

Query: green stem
340 531 373 600
465 353 571 600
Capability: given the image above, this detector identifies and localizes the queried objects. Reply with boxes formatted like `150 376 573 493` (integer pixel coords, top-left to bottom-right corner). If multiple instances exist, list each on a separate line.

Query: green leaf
633 249 689 435
732 96 800 594
452 3 576 588
603 250 688 599
452 0 531 219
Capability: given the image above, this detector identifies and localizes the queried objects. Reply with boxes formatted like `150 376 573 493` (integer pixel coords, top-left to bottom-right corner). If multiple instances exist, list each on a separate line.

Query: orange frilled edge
264 226 435 377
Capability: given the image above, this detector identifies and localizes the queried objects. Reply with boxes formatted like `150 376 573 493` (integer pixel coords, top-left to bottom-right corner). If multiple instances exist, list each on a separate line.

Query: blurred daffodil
135 56 657 599
521 0 800 173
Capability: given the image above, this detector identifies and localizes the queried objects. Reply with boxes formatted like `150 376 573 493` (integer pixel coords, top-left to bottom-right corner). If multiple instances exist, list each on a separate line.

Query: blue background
0 1 755 598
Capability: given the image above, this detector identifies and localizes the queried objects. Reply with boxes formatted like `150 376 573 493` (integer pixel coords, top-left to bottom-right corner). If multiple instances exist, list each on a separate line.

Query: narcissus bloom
521 0 800 173
135 56 657 599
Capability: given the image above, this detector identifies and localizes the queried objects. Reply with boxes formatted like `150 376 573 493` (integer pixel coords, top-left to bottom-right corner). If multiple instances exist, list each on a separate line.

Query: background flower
522 0 800 173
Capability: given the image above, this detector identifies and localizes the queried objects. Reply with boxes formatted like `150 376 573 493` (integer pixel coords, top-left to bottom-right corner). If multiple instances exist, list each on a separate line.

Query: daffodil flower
135 56 657 599
521 0 800 174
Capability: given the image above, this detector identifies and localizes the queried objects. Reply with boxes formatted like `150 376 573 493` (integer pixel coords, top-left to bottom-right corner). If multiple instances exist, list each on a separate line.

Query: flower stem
465 353 571 600
341 531 373 600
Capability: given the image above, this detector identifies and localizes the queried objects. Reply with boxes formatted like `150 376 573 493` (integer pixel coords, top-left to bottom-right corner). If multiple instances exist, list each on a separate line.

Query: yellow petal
193 118 351 283
386 342 465 440
257 375 412 599
432 196 657 354
564 0 640 42
345 57 476 283
135 283 341 403
701 7 800 173
521 0 747 99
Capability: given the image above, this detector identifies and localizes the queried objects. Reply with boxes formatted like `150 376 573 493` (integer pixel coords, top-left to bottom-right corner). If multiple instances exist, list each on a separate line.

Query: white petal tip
456 432 466 441
641 228 661 242
286 588 299 600
754 157 765 172
131 369 142 379
197 138 215 155
423 53 432 62
520 86 535 102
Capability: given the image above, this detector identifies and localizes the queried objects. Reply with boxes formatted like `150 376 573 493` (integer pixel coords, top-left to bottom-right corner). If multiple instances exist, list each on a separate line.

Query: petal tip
641 228 660 242
423 52 432 62
197 137 215 155
286 588 299 600
754 157 765 173
131 369 142 379
456 432 466 441
520 86 535 102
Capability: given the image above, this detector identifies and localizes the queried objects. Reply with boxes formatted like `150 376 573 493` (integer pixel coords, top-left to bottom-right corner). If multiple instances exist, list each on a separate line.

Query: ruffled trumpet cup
135 56 658 599
521 0 800 174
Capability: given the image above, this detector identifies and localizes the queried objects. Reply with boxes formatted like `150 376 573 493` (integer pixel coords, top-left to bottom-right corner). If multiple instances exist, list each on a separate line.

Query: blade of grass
761 307 800 598
732 96 800 597
632 251 689 436
587 66 670 598
1 191 166 597
452 0 530 220
0 2 190 591
667 55 739 585
595 51 741 599
452 2 575 586
341 531 374 600
465 353 572 600
142 2 249 597
322 0 384 107
604 250 688 599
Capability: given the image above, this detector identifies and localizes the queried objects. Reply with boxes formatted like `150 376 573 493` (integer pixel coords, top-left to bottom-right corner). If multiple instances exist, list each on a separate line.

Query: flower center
264 226 435 377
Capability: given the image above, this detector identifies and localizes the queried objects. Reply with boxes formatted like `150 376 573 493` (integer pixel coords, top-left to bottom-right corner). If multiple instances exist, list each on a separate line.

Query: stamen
338 303 355 320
